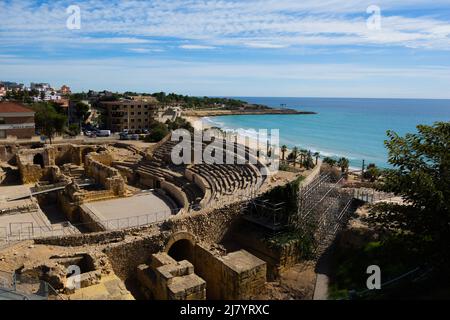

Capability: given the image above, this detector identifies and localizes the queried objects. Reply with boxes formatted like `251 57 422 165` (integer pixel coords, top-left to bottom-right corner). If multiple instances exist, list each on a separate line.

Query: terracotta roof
0 102 35 113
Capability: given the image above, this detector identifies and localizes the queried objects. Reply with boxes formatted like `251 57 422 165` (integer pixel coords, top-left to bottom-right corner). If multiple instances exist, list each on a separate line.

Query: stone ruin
0 135 311 300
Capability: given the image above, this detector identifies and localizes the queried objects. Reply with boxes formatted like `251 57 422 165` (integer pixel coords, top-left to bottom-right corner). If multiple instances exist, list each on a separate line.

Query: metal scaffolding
293 173 355 258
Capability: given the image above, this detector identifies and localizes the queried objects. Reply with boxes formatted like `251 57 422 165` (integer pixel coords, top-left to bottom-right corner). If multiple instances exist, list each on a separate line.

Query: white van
96 130 111 137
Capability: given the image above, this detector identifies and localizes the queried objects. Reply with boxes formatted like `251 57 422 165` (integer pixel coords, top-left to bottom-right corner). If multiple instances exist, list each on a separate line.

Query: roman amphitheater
0 134 325 300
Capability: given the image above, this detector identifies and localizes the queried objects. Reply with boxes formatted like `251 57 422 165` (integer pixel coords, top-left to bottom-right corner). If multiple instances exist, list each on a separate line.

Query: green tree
74 101 90 125
303 151 315 169
313 151 320 165
145 122 169 143
363 163 381 182
166 117 194 132
33 103 67 144
289 147 299 167
323 157 337 167
337 157 350 175
299 149 308 166
68 123 80 136
281 145 288 162
369 122 450 267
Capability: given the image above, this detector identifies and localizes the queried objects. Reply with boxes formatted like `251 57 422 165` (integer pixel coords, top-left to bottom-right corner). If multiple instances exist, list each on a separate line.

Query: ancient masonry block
137 253 206 300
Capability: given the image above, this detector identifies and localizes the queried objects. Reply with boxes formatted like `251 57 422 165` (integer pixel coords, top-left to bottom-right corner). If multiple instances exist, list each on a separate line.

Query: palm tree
300 149 308 167
291 147 299 167
281 145 288 162
313 152 320 165
337 157 350 174
323 157 336 167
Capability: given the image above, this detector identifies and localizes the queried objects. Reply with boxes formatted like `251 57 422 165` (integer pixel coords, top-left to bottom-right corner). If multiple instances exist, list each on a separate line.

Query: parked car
130 134 140 141
119 132 129 140
96 130 111 137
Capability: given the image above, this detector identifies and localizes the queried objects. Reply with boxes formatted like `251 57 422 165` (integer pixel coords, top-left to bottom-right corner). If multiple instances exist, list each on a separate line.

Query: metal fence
0 269 64 300
0 203 198 243
353 188 395 204
0 183 264 245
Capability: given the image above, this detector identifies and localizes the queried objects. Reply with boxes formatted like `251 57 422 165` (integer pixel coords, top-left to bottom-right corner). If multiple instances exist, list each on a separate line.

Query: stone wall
185 169 211 209
34 230 127 247
0 144 19 164
56 191 80 222
137 253 206 300
28 201 264 293
84 152 125 196
192 244 266 300
102 202 244 282
78 205 107 232
161 180 189 212
165 202 242 243
103 230 168 280
16 148 47 183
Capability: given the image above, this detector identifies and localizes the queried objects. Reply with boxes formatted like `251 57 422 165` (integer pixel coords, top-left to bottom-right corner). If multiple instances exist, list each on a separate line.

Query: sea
202 97 450 169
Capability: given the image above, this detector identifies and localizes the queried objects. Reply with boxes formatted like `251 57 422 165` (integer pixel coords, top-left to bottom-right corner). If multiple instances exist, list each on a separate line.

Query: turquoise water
203 97 450 168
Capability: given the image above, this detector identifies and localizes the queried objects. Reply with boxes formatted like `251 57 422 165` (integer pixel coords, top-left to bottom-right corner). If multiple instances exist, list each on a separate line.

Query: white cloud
245 42 288 49
1 0 449 50
129 48 165 53
179 45 217 50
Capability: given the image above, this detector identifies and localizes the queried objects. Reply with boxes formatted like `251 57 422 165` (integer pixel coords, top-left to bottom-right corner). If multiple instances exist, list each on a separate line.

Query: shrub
145 123 169 143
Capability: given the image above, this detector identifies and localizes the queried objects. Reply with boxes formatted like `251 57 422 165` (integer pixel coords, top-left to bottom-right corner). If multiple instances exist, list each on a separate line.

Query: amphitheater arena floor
82 191 176 229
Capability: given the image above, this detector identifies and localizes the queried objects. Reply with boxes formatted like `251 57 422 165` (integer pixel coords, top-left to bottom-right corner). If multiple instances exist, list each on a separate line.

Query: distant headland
182 108 316 117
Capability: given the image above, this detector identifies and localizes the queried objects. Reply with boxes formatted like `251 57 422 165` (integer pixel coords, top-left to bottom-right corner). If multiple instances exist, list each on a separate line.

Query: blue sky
1 0 450 98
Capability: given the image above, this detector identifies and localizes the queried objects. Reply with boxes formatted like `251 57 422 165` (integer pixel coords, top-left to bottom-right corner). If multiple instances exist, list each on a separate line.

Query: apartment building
101 99 160 132
0 102 35 139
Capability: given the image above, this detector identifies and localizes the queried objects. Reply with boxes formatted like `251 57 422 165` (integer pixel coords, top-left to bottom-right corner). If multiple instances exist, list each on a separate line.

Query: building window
0 117 5 125
0 130 5 139
138 112 141 115
131 112 134 115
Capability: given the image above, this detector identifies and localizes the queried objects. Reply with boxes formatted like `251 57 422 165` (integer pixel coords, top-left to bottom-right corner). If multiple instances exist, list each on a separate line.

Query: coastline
182 109 316 118
185 116 274 153
184 115 362 172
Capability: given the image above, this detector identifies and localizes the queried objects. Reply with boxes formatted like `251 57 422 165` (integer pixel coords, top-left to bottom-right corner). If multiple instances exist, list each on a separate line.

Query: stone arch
165 231 196 262
33 153 45 168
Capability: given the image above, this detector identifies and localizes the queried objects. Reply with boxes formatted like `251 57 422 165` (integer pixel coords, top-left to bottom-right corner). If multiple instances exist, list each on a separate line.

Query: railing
353 188 395 204
0 269 65 300
0 184 262 245
0 203 196 243
100 207 181 230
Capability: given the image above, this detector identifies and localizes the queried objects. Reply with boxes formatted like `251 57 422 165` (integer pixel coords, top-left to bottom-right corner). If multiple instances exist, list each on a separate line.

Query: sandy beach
184 115 278 153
